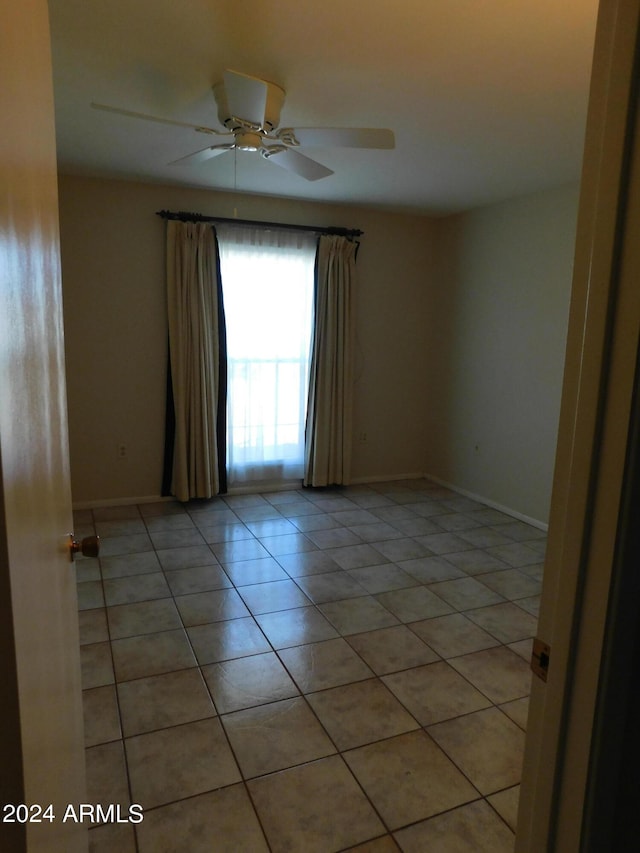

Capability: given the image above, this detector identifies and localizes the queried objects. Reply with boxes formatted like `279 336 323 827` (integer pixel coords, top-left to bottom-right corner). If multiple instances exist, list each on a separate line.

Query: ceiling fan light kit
234 131 262 152
92 68 395 181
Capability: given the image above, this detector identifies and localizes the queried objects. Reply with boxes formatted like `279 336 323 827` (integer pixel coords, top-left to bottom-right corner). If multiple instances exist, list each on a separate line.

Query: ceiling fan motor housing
212 79 285 132
235 131 262 152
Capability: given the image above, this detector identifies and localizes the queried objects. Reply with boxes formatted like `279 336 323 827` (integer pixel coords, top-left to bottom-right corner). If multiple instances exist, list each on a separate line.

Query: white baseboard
73 472 548 531
424 472 548 531
72 481 304 509
350 472 425 485
226 480 303 496
72 494 174 510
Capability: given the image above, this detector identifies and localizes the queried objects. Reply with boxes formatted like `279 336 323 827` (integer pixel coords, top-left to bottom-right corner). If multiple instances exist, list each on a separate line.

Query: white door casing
517 0 640 849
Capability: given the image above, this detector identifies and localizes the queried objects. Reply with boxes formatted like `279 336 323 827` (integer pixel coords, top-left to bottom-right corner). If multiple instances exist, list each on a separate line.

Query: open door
0 0 87 851
517 0 640 849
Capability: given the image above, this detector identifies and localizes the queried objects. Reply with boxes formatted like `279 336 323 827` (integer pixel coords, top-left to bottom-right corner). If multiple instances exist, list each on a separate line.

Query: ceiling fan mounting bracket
261 144 288 159
276 128 300 146
212 78 285 133
229 116 263 133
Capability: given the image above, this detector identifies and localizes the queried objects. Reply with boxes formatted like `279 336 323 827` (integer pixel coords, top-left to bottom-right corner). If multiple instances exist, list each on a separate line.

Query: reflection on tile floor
76 479 543 852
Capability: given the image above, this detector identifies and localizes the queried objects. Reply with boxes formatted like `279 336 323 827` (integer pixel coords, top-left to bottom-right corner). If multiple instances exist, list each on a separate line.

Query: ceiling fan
92 68 395 182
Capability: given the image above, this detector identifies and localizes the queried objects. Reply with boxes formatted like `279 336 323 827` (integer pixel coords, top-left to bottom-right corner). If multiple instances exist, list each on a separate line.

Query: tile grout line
78 480 541 849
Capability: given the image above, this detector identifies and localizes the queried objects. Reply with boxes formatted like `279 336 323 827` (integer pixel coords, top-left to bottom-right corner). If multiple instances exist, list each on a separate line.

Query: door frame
517 0 640 849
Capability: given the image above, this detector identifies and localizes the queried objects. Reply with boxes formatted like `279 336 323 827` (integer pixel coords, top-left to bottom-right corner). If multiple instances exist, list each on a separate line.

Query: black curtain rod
156 209 363 239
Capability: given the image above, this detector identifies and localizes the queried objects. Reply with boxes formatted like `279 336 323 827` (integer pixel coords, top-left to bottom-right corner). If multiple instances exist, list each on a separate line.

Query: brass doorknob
69 534 100 561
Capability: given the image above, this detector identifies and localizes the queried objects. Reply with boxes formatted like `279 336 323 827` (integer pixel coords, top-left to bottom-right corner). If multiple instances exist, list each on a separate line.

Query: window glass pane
218 226 316 488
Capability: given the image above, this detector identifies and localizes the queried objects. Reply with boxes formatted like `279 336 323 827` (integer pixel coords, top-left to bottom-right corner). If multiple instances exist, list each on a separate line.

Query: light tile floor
75 478 544 852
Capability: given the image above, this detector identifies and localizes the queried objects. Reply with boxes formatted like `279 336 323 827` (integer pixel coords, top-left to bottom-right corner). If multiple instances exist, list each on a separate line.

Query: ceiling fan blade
282 127 395 149
91 102 229 137
263 148 333 181
169 144 234 166
223 69 268 128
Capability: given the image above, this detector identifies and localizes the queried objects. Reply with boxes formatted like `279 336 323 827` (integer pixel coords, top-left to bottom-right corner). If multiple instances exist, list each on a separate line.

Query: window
217 225 316 489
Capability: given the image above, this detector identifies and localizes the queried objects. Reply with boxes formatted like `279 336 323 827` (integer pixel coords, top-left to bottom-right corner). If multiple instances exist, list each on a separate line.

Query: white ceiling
48 0 599 215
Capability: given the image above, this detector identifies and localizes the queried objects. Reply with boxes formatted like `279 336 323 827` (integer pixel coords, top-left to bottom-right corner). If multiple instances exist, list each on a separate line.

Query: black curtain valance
156 209 362 239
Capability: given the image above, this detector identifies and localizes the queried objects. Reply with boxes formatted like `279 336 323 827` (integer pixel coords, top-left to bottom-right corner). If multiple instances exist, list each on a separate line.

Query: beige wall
426 183 580 523
58 175 578 520
58 174 435 503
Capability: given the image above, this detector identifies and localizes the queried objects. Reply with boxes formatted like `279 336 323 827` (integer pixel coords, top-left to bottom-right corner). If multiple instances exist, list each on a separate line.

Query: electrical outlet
357 431 368 444
117 443 127 459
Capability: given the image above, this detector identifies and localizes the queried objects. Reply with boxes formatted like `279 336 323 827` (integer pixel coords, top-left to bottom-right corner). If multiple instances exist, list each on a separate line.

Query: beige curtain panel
166 221 224 501
304 234 357 487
